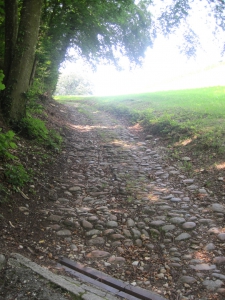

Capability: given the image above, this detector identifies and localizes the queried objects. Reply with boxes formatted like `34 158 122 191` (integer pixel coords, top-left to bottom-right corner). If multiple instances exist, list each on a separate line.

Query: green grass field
55 86 225 153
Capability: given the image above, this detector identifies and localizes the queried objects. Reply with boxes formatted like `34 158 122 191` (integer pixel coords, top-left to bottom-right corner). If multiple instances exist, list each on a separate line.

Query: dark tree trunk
2 0 43 123
3 0 18 83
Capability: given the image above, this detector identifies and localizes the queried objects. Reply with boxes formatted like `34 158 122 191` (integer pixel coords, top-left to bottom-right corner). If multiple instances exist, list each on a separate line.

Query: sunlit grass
55 86 225 153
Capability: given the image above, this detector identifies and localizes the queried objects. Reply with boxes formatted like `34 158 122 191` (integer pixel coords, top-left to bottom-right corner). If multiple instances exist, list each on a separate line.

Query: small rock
106 221 118 228
86 250 110 258
87 237 105 246
213 256 225 264
81 219 93 229
218 233 225 241
108 256 125 265
175 233 191 241
211 203 225 213
0 254 6 271
202 279 223 291
180 276 196 284
204 243 216 251
182 222 196 230
56 229 71 236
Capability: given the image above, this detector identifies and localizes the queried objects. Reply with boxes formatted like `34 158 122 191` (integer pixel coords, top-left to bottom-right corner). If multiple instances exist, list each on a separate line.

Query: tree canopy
0 0 224 123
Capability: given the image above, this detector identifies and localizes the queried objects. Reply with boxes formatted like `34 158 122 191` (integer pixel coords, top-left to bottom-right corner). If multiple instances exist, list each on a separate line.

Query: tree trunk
3 0 18 84
2 0 43 123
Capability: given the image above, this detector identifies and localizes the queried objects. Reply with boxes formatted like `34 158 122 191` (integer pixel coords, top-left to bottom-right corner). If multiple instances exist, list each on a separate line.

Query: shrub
4 163 30 187
19 116 48 140
18 116 62 150
0 129 17 160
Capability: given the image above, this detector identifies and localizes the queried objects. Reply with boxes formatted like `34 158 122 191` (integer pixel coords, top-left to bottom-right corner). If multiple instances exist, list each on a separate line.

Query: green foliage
55 72 94 96
19 116 62 151
0 70 5 91
0 129 17 160
4 163 30 187
20 117 48 140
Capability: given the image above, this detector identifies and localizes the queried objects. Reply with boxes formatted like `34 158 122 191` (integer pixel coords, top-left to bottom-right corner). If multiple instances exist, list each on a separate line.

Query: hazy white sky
60 0 225 95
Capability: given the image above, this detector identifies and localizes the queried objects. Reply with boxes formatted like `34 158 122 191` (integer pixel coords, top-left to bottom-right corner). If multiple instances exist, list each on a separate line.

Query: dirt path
1 101 225 299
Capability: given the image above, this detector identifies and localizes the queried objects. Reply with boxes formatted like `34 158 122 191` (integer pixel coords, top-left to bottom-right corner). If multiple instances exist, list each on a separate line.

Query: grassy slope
55 86 225 153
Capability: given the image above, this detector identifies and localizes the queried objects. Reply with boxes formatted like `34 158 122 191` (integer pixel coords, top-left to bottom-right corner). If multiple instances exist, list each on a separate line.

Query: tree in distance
55 72 94 96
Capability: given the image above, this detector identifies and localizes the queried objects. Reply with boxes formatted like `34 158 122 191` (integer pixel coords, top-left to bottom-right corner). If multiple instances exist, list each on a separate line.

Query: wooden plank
59 257 167 300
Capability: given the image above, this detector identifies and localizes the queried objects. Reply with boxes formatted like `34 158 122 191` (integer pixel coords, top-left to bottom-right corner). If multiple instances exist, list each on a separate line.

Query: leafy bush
19 116 62 150
19 116 48 140
0 129 17 160
4 163 30 187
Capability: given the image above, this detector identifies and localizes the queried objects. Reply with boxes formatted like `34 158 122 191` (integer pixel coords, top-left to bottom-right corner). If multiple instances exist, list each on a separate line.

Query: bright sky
60 0 225 96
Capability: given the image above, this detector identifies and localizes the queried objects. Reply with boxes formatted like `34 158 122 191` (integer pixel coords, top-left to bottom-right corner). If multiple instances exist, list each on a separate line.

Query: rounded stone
170 217 185 224
0 254 6 271
85 229 101 237
123 229 132 238
127 219 135 227
56 229 71 236
88 216 99 222
86 250 110 258
87 237 105 246
213 256 225 264
110 234 125 240
162 225 176 232
131 228 141 238
135 239 143 247
48 215 62 222
204 243 216 251
69 186 81 192
182 222 196 230
149 220 165 227
81 220 93 229
103 229 115 236
218 233 225 241
106 221 118 228
203 279 223 291
108 256 125 265
211 203 225 213
180 276 196 284
175 233 191 241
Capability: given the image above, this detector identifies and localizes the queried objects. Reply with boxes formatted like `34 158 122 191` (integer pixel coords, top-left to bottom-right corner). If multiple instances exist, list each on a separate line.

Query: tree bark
3 0 18 84
2 0 43 123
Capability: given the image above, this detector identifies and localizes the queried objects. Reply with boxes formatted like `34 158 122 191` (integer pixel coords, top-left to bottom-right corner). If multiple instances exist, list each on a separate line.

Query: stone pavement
12 103 225 299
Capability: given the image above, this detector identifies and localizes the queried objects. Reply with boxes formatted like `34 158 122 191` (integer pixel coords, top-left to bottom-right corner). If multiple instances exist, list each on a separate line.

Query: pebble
81 219 93 229
0 254 6 271
170 217 186 224
56 229 71 236
202 279 223 291
182 222 196 230
87 237 105 246
190 264 216 271
86 250 110 258
180 276 196 284
175 233 191 241
211 203 225 213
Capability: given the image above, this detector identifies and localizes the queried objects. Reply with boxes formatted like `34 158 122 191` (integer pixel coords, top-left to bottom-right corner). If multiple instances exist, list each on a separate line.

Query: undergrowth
18 115 62 151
